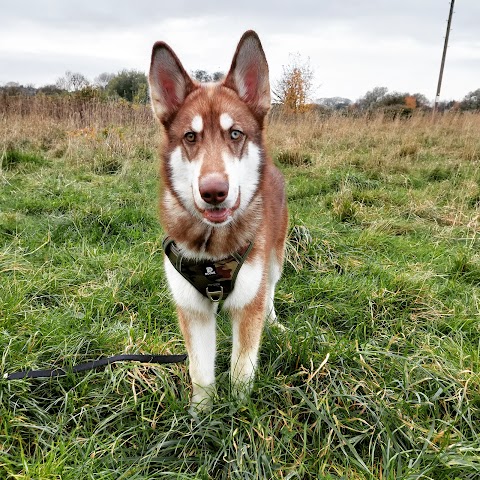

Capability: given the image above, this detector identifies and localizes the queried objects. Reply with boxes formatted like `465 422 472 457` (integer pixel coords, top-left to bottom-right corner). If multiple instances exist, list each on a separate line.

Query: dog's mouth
199 192 241 225
203 207 232 224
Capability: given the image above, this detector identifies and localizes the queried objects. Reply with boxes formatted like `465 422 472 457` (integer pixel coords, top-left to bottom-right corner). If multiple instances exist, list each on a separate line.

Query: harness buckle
206 285 224 302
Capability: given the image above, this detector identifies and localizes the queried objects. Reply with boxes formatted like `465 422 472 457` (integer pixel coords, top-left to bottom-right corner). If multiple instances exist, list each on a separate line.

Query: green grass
1 112 480 479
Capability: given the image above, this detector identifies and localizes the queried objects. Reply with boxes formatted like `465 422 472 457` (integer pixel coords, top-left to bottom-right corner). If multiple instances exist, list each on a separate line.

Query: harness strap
163 237 253 302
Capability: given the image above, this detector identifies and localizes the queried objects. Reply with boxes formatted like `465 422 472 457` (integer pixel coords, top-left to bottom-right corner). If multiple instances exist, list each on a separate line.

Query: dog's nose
199 177 229 205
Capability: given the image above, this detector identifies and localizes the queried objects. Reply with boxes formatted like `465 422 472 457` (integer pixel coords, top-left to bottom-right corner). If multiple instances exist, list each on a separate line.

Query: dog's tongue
204 208 230 223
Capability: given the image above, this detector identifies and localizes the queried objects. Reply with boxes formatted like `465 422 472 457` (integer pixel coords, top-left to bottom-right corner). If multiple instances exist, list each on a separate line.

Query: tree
0 82 22 95
274 53 314 113
356 88 430 112
0 82 37 96
106 69 148 103
411 93 430 109
316 97 352 110
460 88 480 111
191 70 224 82
94 72 115 90
37 84 64 95
56 71 90 92
212 71 224 82
192 69 210 82
436 100 459 112
355 87 388 111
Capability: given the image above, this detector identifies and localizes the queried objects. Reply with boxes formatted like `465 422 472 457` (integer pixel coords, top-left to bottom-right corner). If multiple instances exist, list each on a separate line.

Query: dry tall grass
267 109 480 169
2 96 479 171
1 97 158 174
1 94 152 127
3 98 478 231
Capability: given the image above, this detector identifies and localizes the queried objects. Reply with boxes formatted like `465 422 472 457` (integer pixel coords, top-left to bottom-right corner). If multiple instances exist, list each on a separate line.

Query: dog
148 30 288 408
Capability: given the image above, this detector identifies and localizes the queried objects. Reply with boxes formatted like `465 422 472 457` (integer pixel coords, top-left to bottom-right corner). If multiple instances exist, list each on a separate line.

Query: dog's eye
230 129 243 141
184 132 196 143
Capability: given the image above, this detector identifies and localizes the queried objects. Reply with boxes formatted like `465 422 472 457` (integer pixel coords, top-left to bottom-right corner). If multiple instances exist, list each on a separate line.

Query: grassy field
1 104 480 479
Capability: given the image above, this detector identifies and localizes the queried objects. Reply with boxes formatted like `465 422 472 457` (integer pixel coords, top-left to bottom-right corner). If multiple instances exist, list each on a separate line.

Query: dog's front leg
164 259 217 409
177 306 217 408
229 292 266 398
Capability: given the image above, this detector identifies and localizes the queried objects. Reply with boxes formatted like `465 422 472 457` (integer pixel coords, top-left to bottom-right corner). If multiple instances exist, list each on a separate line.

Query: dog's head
148 31 270 227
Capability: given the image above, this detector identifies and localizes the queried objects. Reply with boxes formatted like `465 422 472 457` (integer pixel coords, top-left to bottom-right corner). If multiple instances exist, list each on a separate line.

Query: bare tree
94 72 115 90
56 71 90 92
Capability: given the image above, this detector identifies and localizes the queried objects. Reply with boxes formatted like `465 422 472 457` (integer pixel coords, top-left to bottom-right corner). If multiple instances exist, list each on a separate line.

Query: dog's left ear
224 30 271 118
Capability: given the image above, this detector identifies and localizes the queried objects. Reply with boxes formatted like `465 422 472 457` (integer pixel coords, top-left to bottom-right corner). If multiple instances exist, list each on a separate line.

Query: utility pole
433 0 455 114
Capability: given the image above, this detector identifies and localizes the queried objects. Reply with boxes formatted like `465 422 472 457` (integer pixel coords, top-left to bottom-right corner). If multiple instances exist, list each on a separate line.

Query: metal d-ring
206 285 224 302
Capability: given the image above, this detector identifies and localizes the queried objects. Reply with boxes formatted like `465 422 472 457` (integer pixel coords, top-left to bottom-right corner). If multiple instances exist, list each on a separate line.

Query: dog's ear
149 42 196 122
223 30 271 118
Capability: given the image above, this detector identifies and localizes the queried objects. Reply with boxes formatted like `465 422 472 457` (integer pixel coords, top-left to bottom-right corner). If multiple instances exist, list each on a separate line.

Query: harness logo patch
205 266 216 276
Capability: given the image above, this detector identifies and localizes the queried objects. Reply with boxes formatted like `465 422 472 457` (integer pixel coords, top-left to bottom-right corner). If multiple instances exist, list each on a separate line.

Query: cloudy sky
1 1 479 102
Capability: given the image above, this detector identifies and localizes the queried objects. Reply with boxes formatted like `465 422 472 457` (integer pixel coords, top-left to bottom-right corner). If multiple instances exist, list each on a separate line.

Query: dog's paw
267 318 287 332
188 403 209 422
190 385 215 413
230 373 255 403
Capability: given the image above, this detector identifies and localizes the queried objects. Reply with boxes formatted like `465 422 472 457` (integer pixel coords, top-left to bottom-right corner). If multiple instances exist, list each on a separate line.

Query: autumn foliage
274 54 314 113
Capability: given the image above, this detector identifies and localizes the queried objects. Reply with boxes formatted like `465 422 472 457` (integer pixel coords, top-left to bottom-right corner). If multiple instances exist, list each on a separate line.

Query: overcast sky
1 1 479 102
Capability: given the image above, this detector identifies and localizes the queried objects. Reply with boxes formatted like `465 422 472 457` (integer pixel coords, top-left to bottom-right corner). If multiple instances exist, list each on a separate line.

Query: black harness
162 237 253 302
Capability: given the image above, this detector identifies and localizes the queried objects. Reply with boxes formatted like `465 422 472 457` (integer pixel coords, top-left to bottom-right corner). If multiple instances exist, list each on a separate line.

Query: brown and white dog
148 30 288 408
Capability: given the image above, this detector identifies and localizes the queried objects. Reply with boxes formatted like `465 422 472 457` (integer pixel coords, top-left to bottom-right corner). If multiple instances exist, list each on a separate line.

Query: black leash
4 353 187 380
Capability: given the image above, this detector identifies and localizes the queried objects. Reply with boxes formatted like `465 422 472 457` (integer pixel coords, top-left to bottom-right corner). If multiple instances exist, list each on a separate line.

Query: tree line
1 70 150 103
0 68 224 105
272 55 480 114
324 86 480 114
1 63 479 114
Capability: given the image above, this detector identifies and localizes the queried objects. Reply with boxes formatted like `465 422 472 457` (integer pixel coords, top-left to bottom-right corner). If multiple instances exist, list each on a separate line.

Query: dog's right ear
149 42 196 122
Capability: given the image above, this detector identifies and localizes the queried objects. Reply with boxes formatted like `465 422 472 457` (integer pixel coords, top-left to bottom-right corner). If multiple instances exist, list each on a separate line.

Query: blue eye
230 129 243 140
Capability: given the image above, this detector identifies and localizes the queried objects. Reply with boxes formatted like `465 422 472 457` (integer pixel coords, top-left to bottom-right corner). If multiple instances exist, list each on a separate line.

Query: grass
1 105 480 479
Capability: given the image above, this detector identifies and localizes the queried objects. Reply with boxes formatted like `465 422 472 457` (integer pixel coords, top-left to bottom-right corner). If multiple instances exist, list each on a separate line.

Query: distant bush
382 105 414 120
355 87 430 113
